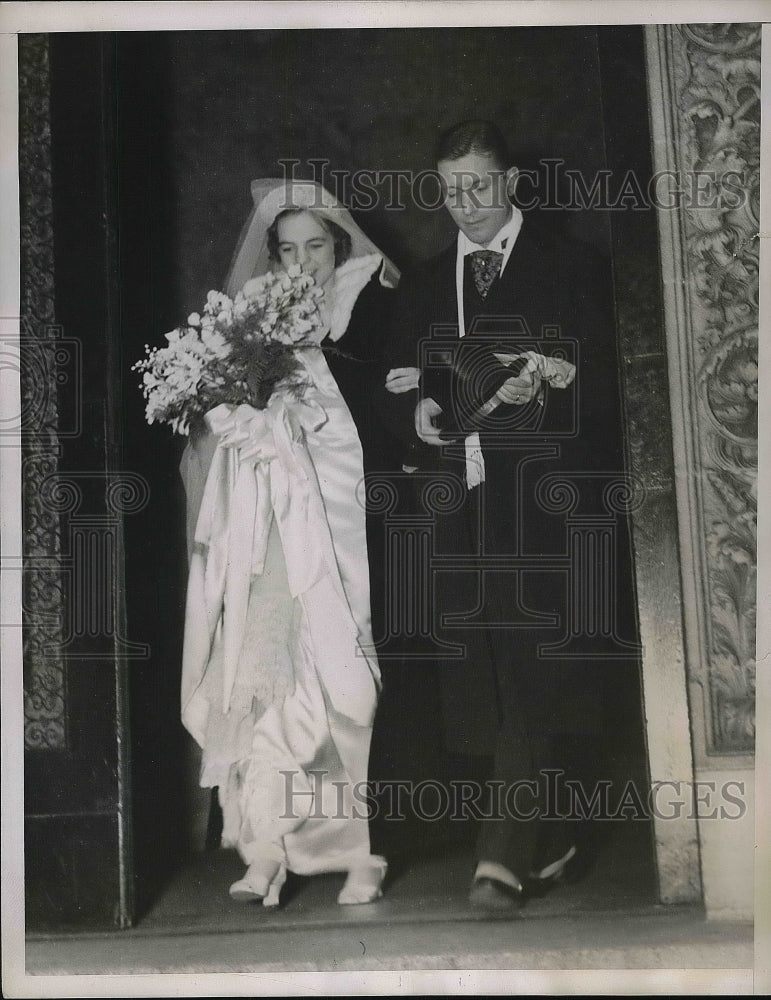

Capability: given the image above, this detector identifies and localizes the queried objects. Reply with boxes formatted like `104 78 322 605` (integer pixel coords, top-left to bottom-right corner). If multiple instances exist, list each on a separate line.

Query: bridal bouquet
133 266 323 435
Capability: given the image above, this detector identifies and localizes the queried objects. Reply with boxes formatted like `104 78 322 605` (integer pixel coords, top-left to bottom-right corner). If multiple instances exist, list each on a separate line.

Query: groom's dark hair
435 120 512 170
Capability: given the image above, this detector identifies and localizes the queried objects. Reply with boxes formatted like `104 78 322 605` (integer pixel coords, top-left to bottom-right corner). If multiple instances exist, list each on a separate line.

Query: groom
381 120 626 910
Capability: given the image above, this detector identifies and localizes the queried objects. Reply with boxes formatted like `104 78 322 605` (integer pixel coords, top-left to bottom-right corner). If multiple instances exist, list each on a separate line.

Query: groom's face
437 150 516 247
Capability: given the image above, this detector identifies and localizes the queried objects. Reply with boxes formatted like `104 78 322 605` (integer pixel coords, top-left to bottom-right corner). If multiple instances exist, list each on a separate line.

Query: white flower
205 289 233 315
201 327 230 358
138 271 325 434
293 317 314 336
242 276 267 298
179 329 202 351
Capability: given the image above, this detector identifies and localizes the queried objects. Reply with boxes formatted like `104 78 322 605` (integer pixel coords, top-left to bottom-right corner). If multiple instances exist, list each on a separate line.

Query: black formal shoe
468 876 525 912
526 844 591 897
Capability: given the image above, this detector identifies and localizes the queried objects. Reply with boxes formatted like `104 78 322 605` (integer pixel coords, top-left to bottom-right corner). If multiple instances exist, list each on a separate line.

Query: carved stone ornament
675 23 759 753
19 35 67 750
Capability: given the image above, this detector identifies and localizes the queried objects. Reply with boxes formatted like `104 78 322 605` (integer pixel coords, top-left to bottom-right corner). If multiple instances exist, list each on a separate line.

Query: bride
178 179 405 907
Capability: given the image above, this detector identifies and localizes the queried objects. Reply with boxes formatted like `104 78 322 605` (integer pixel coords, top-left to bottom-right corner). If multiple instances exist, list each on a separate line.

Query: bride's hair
267 208 353 267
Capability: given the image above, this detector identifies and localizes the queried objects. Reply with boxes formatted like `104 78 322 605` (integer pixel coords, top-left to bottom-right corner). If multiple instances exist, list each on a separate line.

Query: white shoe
337 855 388 905
229 858 286 906
262 864 287 908
229 876 266 903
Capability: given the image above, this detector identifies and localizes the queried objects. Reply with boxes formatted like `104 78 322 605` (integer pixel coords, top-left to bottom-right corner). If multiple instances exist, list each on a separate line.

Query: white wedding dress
179 323 384 905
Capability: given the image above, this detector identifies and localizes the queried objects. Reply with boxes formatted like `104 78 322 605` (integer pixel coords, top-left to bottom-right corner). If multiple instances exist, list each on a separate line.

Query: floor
22 819 754 985
135 817 657 935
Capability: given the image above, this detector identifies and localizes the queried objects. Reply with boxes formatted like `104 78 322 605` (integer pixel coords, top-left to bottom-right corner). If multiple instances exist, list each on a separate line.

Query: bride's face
275 211 336 288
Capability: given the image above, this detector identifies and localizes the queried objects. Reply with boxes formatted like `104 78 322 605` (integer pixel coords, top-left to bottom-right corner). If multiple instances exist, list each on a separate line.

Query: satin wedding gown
179 332 383 904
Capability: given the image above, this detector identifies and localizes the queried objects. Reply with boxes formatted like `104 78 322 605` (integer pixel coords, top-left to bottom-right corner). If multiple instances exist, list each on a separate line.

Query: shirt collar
453 205 524 341
458 206 524 271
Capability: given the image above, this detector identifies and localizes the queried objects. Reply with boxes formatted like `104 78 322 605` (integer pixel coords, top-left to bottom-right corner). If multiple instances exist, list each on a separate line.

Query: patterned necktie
469 249 503 298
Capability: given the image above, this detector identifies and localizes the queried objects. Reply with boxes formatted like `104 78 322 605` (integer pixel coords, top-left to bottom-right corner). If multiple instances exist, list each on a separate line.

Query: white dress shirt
454 205 524 338
454 206 524 488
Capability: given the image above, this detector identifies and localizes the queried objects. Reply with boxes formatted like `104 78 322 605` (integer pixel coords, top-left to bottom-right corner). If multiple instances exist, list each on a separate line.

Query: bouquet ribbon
181 395 377 739
491 350 577 387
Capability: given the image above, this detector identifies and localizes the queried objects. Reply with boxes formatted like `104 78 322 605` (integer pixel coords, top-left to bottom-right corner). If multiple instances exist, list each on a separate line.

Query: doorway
109 24 660 927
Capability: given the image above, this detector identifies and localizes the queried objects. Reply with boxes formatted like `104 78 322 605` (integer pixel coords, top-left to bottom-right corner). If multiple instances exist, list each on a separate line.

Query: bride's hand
415 397 445 446
385 367 421 394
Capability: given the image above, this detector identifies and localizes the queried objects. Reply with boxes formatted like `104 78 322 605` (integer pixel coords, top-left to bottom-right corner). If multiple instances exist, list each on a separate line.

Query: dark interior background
118 27 613 310
51 25 651 920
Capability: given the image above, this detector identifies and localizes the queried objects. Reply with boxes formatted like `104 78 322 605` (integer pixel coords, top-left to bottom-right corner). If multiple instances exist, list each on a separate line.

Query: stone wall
645 22 759 920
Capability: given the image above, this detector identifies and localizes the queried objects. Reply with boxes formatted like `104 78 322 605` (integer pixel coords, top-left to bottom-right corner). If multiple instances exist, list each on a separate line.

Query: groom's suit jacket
379 216 631 752
386 216 625 543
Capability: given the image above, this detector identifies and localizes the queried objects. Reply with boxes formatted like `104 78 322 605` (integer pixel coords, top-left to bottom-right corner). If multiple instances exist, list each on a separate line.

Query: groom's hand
385 367 421 394
415 397 445 446
494 371 538 406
